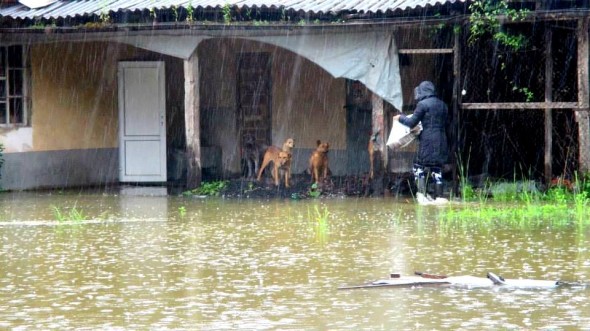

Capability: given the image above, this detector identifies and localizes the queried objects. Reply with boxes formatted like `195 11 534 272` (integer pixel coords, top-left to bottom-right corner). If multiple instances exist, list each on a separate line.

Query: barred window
0 45 29 126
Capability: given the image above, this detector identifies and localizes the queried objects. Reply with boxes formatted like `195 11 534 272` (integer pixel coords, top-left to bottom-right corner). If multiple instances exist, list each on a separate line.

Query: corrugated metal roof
0 0 466 20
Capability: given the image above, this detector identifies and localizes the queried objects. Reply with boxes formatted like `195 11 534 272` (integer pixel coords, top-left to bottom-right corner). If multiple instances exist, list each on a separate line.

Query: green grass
51 204 86 222
309 205 330 244
443 166 590 226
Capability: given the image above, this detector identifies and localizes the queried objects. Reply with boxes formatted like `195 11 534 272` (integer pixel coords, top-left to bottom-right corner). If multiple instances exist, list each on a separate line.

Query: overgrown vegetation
183 180 229 196
443 169 590 224
468 0 529 50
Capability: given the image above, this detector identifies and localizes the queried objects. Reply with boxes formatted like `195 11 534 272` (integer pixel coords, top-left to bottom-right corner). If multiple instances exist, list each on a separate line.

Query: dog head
278 151 291 166
315 140 329 153
283 138 295 150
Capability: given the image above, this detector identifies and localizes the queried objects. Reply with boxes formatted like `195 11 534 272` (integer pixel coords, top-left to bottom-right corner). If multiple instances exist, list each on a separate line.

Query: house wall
0 41 185 190
199 38 346 177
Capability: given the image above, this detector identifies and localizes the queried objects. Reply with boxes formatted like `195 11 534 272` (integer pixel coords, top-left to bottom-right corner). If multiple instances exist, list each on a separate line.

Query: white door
118 61 167 182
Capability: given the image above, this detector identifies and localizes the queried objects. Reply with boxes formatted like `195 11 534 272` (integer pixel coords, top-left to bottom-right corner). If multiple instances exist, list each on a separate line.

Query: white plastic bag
386 115 422 149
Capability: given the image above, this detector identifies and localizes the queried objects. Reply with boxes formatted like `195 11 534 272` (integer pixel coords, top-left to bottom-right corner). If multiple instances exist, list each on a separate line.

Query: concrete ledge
0 148 118 191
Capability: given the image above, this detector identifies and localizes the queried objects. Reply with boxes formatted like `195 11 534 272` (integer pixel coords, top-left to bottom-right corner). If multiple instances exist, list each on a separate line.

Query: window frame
0 44 30 127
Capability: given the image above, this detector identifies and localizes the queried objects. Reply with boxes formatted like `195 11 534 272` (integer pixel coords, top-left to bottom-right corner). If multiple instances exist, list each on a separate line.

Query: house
0 0 589 192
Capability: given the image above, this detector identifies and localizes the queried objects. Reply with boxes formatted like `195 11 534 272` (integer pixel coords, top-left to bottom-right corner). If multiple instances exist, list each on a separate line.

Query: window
0 45 29 126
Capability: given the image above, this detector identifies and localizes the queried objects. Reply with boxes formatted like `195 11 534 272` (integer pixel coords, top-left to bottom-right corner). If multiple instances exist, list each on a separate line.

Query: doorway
117 61 167 182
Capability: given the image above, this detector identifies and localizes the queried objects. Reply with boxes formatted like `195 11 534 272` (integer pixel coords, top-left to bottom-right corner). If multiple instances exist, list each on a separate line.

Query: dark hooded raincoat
399 81 449 166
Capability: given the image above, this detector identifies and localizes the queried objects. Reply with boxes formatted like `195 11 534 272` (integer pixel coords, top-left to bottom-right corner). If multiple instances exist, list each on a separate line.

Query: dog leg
273 164 280 186
369 152 374 180
313 167 320 184
284 169 290 187
257 155 271 181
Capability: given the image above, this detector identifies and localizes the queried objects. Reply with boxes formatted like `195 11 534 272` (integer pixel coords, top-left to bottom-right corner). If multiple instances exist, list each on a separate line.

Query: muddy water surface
1 190 589 330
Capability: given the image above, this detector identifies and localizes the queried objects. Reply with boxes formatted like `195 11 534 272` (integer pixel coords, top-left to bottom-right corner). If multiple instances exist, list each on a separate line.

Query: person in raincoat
393 81 449 201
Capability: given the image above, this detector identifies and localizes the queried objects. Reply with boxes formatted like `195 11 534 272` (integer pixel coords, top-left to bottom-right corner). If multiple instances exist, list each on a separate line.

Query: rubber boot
417 177 427 196
414 177 432 203
434 183 444 199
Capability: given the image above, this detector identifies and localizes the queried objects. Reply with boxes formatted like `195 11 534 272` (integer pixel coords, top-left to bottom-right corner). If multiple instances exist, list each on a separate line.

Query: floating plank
339 273 561 290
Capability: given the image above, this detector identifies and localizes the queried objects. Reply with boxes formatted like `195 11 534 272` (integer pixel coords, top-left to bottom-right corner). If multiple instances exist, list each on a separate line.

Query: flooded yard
1 190 589 330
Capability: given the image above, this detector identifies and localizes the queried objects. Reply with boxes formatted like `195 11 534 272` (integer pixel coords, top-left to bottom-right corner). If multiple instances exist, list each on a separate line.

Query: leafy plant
184 180 229 196
178 206 187 218
186 2 194 22
222 3 232 24
308 183 321 198
468 0 529 50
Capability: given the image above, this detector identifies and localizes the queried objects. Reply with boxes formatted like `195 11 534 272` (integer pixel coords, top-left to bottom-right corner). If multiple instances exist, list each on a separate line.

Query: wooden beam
461 102 578 110
544 27 553 184
576 17 590 174
398 48 454 54
451 26 461 196
184 52 202 189
371 93 385 196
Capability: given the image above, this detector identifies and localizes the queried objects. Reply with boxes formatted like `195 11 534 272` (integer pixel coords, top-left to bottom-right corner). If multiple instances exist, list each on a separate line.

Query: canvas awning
122 30 402 110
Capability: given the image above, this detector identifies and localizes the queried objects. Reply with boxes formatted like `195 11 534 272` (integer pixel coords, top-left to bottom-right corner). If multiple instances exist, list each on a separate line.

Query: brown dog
368 131 380 179
309 140 329 184
257 138 295 187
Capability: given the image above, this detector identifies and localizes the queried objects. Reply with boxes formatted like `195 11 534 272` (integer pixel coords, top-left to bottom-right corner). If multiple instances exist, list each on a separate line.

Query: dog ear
316 140 321 146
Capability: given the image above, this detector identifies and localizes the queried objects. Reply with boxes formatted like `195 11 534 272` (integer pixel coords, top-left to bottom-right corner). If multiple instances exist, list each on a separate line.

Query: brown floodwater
1 190 589 330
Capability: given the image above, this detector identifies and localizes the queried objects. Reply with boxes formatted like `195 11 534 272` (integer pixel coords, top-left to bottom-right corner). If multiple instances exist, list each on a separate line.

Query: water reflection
0 191 589 330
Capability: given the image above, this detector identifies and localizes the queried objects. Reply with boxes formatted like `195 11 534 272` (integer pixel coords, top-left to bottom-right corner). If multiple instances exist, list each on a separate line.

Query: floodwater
1 190 589 330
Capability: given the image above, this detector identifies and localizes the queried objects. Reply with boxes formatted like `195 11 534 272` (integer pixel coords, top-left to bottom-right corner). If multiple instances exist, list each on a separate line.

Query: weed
171 5 178 21
51 204 86 222
457 149 475 202
186 2 194 22
178 206 187 218
222 3 231 24
309 205 329 244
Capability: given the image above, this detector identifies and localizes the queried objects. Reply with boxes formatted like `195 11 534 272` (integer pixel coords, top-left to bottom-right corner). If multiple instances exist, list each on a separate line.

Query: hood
414 81 437 101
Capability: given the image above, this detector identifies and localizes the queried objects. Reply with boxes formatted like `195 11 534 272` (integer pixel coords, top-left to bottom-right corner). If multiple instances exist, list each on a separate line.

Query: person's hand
392 115 401 121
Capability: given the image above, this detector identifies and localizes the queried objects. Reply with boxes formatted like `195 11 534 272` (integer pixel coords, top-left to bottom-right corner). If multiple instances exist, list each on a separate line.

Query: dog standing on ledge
309 140 329 184
257 138 295 187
